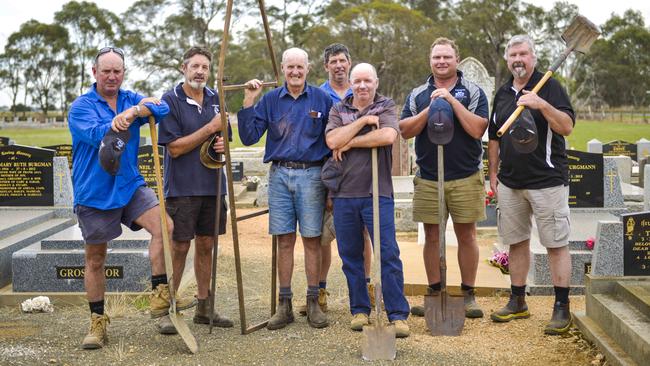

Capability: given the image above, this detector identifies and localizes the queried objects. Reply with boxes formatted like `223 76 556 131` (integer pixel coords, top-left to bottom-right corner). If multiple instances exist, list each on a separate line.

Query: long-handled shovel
497 14 600 137
208 135 224 334
423 98 465 336
361 145 396 361
149 117 199 353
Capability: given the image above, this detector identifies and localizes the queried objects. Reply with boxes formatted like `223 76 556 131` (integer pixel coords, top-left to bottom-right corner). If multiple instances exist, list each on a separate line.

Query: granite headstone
138 145 164 195
0 136 9 146
568 150 604 207
43 144 73 170
622 211 650 276
0 145 55 206
603 140 637 161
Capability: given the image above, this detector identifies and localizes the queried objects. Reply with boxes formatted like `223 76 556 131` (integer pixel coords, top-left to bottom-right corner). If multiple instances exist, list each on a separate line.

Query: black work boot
193 297 234 328
267 297 294 330
544 301 572 335
490 294 530 322
462 288 484 318
410 287 440 317
306 295 329 328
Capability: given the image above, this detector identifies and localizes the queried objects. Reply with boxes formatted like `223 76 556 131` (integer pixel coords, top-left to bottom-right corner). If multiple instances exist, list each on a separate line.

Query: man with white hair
325 63 410 337
238 47 332 330
488 35 575 335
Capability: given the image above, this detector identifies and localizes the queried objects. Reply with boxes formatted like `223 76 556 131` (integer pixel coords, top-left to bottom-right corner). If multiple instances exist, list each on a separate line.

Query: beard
188 80 207 90
510 62 528 79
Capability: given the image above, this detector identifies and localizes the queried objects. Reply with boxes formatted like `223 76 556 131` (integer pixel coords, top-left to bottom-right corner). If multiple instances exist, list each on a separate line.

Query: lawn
0 125 264 149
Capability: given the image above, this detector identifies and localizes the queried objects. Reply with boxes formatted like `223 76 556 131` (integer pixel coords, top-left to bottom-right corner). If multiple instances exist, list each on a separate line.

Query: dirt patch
0 209 604 365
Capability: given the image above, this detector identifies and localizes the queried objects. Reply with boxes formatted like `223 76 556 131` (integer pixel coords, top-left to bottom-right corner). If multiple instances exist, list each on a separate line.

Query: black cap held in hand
509 109 538 154
99 129 130 175
427 98 454 145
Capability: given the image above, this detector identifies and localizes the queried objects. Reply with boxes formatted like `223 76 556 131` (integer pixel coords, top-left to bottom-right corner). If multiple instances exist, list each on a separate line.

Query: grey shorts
166 195 227 241
497 182 570 248
321 209 336 246
76 186 159 245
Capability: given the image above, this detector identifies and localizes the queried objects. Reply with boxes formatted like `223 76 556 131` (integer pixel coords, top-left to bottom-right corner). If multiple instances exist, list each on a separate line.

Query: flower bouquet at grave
244 175 260 191
485 190 497 206
585 236 595 250
488 250 509 274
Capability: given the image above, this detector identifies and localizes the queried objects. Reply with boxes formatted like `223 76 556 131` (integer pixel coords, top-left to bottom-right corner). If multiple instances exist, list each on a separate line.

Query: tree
0 52 23 117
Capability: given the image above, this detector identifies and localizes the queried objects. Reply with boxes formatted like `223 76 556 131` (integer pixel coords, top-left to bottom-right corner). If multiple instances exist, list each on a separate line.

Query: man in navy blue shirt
399 37 489 320
158 46 233 334
238 47 331 330
68 47 195 350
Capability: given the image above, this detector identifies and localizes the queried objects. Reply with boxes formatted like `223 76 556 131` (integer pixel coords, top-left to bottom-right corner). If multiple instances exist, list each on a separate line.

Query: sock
319 281 327 289
89 300 104 315
279 287 292 299
151 274 168 290
366 277 371 284
511 285 526 297
461 283 474 292
554 286 570 304
428 282 441 292
307 285 319 297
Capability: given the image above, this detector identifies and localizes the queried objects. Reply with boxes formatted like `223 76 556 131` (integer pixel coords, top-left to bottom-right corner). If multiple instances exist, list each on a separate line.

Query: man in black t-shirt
487 35 575 335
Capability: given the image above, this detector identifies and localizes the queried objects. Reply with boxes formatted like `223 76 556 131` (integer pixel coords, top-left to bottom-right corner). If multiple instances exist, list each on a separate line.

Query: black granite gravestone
43 144 73 170
0 136 9 146
138 145 164 195
482 141 489 180
603 140 637 161
0 145 55 206
622 211 650 276
568 150 604 207
232 161 244 182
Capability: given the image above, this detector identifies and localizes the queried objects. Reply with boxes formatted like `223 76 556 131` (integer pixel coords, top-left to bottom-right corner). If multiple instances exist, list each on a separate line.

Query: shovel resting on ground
361 145 396 361
497 14 600 137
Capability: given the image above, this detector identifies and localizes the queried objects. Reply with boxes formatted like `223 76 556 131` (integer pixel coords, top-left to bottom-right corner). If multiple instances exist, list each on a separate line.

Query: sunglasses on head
95 47 125 63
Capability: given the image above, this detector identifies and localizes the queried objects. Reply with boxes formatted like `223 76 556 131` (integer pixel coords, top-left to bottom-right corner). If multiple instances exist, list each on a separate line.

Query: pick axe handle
496 70 553 137
209 170 223 334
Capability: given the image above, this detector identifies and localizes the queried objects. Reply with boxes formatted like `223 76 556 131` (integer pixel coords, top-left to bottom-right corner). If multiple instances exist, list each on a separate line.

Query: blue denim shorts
268 165 326 237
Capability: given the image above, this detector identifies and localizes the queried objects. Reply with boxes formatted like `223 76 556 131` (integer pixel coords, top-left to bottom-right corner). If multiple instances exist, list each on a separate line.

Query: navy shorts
76 186 159 245
166 195 227 241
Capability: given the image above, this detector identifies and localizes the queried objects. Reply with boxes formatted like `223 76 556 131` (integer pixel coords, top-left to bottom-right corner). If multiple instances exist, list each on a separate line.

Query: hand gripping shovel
497 15 600 137
149 117 199 353
423 98 465 336
361 145 396 361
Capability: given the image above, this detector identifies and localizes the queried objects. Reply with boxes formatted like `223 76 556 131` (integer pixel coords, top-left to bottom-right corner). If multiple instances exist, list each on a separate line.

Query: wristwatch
133 105 141 118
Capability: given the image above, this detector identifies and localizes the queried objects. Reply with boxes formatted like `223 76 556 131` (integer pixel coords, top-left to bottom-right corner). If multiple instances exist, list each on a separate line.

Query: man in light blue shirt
68 47 195 350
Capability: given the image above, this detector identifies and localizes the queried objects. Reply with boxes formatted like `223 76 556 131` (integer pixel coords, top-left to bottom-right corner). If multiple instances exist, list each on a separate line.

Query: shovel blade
424 292 465 336
562 15 601 54
168 310 199 354
361 324 396 361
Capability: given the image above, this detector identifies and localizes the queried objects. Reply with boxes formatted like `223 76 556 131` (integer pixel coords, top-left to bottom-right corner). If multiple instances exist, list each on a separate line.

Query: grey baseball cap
427 97 454 145
99 129 130 175
509 109 538 154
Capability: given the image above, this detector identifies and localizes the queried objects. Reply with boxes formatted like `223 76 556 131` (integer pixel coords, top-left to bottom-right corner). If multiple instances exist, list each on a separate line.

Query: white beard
188 80 207 90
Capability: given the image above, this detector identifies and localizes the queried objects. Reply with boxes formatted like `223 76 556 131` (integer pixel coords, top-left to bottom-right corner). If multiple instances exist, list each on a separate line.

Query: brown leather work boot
463 288 484 318
306 295 329 328
267 297 294 330
81 313 110 349
299 288 329 316
149 284 197 319
193 297 233 328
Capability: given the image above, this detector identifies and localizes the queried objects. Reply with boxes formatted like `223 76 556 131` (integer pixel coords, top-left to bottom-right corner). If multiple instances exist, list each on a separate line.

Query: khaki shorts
320 209 336 246
412 171 486 224
497 182 570 248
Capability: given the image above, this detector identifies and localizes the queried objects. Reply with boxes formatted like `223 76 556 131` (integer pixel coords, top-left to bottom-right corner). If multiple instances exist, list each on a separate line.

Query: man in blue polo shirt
399 37 489 320
158 46 233 334
238 47 332 330
68 47 195 350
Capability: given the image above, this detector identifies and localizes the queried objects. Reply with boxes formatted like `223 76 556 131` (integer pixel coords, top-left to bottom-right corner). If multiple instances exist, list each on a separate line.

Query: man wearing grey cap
488 34 575 335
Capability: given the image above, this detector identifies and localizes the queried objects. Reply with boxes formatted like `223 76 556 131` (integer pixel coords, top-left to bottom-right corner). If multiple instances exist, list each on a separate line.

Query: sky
0 0 648 106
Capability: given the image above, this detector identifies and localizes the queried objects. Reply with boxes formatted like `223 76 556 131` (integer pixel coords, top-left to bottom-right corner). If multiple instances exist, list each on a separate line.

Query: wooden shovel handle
496 70 553 137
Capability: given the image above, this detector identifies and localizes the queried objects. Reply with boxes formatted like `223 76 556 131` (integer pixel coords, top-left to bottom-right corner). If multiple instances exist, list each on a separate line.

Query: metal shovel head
424 291 465 336
562 15 601 54
361 323 396 361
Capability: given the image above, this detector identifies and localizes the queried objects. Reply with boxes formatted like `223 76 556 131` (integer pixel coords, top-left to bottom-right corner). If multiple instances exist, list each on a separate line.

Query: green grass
568 120 650 151
0 125 264 148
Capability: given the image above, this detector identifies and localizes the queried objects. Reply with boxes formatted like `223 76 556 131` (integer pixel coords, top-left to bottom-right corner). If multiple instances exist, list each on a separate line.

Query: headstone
137 145 164 195
637 138 650 162
568 150 604 207
603 140 637 161
481 141 489 180
645 165 650 211
604 158 625 208
591 220 624 276
457 57 495 102
0 136 10 146
52 157 73 207
622 211 650 276
43 144 73 170
587 138 602 153
607 156 632 184
640 157 647 188
231 161 244 182
0 145 55 206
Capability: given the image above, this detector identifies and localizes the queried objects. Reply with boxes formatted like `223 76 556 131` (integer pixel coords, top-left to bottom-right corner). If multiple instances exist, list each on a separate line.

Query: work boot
350 313 369 331
392 319 410 338
81 313 110 349
463 288 484 318
490 294 530 322
193 298 234 327
306 295 329 328
544 301 572 335
267 297 294 330
368 283 376 309
158 315 177 335
150 283 198 319
299 288 330 315
410 288 440 317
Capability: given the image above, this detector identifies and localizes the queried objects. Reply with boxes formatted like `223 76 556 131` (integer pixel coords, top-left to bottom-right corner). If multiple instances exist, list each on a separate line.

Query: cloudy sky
0 0 648 106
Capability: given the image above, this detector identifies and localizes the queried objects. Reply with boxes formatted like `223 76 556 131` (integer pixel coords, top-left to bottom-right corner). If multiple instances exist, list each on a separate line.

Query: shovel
209 134 224 334
149 117 199 353
361 145 396 361
497 14 600 137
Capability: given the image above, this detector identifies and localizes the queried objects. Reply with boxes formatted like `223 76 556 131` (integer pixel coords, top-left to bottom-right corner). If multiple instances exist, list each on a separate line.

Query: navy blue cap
99 129 130 175
427 98 454 145
509 109 538 154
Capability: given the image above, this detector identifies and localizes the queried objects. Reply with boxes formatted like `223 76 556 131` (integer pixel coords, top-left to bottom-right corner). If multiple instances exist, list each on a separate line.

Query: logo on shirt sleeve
212 104 220 114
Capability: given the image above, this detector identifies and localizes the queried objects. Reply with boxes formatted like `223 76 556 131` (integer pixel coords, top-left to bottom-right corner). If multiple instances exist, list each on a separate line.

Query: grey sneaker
158 315 177 335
